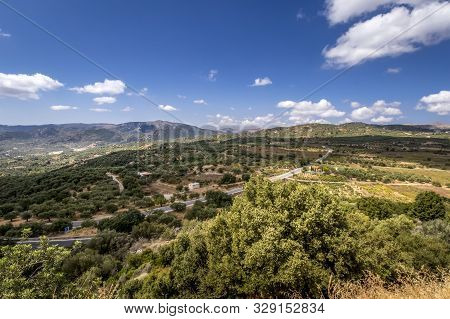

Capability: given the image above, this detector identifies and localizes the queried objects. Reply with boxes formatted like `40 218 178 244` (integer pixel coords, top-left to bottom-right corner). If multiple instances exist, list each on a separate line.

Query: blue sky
0 0 449 128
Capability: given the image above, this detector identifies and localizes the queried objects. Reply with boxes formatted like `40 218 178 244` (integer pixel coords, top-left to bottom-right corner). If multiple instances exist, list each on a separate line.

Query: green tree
3 211 18 222
153 194 168 207
220 173 236 185
205 191 232 208
170 202 187 212
105 203 118 214
0 237 70 298
410 191 446 221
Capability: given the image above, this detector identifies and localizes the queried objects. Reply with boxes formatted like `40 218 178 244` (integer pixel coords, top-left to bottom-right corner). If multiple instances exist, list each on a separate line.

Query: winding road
107 172 124 193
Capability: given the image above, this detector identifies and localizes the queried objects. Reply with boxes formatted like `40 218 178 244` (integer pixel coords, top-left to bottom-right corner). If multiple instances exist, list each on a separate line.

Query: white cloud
387 67 402 73
351 100 402 121
0 73 63 100
89 108 111 112
0 29 11 38
208 113 284 129
208 69 218 82
158 104 177 112
351 107 376 120
210 114 238 127
193 99 207 105
71 79 126 95
339 117 354 124
50 105 78 111
177 94 187 99
371 115 394 123
325 0 431 25
351 101 361 108
323 2 450 68
251 77 273 87
93 96 116 105
241 114 276 127
121 106 134 112
277 99 346 123
417 90 450 115
127 87 148 97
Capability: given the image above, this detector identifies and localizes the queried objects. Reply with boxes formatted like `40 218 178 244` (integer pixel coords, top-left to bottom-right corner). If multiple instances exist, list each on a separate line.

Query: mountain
0 121 217 144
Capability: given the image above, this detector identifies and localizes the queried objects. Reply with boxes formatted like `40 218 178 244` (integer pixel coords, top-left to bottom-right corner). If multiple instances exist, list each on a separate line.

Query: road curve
107 172 124 193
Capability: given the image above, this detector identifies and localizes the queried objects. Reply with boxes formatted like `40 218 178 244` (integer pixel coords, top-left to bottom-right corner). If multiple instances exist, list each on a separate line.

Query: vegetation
0 123 449 299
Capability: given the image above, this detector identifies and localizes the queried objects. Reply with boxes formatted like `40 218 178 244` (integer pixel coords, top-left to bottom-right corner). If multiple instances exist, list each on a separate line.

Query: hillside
256 122 449 138
0 121 217 143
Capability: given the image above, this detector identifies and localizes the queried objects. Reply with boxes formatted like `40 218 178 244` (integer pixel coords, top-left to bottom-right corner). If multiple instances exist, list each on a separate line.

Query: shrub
410 192 446 221
205 191 232 208
170 202 186 212
98 209 144 233
185 201 216 221
220 173 236 185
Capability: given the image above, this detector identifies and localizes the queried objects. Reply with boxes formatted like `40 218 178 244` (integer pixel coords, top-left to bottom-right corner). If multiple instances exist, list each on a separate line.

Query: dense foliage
115 178 449 298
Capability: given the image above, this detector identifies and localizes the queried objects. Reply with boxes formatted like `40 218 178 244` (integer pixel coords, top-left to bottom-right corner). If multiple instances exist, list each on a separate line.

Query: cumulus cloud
89 108 111 112
208 69 218 82
241 114 276 127
277 99 345 124
71 79 126 95
208 113 284 130
351 100 402 121
371 115 394 123
351 106 376 120
0 73 63 100
325 0 429 25
93 96 116 105
50 105 78 111
251 77 273 87
121 106 134 112
193 99 207 105
417 90 450 115
323 2 450 68
158 104 177 112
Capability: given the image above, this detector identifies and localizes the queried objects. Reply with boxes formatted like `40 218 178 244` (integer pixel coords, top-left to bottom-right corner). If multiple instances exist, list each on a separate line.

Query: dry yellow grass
329 272 450 299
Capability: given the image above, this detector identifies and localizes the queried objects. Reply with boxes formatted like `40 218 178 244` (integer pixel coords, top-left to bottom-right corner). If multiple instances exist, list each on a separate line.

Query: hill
254 122 449 138
0 121 217 143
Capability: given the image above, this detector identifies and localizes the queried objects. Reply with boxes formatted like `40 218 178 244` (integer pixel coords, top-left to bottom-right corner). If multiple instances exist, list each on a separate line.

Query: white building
188 182 200 190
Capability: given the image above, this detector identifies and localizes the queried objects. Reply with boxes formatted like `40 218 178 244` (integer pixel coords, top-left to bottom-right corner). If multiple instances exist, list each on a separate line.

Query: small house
188 182 200 190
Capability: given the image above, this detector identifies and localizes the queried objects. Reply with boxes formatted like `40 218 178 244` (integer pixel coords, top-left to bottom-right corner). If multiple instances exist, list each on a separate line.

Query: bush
81 219 97 228
98 209 144 233
185 201 216 221
205 191 232 208
170 202 186 212
131 222 167 240
47 219 72 233
220 173 236 185
410 192 446 221
357 197 409 220
105 203 118 214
